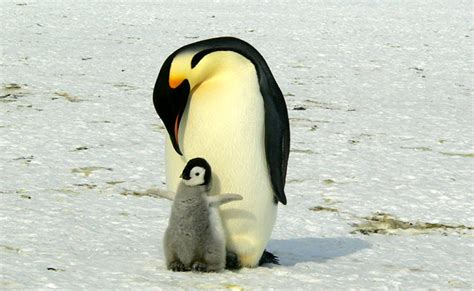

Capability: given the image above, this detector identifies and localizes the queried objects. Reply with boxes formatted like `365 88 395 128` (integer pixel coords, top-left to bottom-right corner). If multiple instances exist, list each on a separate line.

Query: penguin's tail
258 249 280 265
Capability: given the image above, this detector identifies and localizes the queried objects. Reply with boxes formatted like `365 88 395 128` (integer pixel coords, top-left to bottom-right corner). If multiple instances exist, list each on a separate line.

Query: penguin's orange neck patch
169 76 184 89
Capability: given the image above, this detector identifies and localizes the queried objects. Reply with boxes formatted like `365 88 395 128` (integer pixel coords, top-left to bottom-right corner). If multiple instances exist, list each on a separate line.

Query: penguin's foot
259 249 280 266
225 251 241 270
191 261 209 272
169 260 189 272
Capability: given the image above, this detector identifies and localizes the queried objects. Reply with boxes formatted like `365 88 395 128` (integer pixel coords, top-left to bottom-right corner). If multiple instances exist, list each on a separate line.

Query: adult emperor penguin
153 37 290 268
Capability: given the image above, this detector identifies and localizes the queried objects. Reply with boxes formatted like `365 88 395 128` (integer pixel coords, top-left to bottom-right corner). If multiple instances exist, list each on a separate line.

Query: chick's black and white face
182 166 206 186
181 157 212 187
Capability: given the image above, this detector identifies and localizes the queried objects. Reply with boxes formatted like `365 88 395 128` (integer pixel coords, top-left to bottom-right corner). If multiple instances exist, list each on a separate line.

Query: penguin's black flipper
259 249 280 265
225 251 241 270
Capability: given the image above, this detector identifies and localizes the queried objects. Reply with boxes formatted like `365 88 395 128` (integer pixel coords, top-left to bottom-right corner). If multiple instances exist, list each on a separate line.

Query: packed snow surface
1 0 473 289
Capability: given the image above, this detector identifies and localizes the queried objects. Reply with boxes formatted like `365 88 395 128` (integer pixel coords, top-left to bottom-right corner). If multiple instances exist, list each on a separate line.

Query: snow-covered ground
1 0 473 289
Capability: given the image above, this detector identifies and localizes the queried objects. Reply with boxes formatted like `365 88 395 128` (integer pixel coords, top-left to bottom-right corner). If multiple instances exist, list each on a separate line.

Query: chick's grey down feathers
164 181 242 272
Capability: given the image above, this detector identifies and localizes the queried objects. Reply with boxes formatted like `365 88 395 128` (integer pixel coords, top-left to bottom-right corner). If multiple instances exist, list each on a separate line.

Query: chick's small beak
180 171 191 180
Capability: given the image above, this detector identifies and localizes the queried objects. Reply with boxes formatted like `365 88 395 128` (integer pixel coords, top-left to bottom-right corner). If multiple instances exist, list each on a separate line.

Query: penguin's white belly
165 72 277 267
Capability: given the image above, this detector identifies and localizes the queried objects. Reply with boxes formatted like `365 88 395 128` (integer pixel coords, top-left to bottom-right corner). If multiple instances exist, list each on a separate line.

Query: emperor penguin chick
163 157 243 272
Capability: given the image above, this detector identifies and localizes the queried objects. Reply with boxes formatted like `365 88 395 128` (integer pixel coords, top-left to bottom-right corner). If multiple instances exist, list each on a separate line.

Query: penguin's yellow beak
153 69 190 156
153 53 194 156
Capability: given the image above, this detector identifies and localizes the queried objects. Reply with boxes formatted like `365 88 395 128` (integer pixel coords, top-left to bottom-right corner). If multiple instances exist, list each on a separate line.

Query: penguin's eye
195 172 200 176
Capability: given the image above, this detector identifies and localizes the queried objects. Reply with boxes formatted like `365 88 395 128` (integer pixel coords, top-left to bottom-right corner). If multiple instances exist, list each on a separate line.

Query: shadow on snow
267 237 371 266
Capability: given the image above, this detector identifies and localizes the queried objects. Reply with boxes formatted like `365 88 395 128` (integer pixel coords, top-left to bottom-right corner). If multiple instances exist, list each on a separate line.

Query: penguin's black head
153 37 265 156
152 49 190 156
180 157 212 187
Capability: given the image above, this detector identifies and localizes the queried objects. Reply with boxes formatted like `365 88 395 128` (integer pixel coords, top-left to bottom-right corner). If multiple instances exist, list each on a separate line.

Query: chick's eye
195 172 200 176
